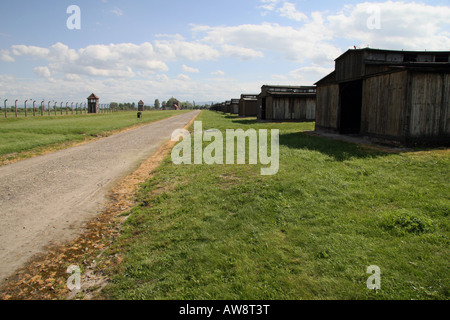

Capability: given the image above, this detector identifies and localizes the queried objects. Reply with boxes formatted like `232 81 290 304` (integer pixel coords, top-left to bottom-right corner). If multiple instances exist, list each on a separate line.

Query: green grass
0 111 188 161
101 111 449 300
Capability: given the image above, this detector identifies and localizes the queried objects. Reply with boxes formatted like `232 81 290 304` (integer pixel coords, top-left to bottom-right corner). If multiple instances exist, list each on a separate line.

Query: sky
0 0 449 105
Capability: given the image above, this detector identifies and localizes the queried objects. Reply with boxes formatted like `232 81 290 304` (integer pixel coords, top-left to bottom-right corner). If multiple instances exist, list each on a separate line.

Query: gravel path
0 111 200 284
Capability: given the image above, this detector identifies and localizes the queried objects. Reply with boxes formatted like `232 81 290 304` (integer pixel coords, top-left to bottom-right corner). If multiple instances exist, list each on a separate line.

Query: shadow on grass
223 115 239 119
231 119 259 125
280 131 389 161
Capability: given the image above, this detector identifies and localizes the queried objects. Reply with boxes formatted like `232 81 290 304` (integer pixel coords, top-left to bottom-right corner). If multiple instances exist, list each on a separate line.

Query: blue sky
1 0 450 104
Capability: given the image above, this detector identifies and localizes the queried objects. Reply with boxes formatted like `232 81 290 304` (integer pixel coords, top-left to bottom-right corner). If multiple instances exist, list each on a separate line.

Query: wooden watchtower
87 93 99 114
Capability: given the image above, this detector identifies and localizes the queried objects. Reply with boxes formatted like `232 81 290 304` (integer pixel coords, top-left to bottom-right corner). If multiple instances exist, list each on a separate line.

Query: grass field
99 110 449 300
0 110 188 165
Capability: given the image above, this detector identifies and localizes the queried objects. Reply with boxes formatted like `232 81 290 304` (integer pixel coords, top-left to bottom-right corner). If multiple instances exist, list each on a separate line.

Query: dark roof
261 85 315 89
335 48 450 62
241 94 258 99
265 86 316 94
314 71 336 86
87 93 99 99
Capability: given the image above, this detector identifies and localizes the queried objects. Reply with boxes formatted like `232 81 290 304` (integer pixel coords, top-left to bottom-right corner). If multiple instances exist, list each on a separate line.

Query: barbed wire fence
0 98 144 118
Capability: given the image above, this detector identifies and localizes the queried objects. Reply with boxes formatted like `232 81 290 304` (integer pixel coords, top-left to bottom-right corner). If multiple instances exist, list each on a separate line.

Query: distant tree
166 97 180 110
154 99 160 109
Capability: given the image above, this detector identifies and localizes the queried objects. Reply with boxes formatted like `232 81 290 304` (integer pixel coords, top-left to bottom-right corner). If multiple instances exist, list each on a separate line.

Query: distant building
239 94 258 117
257 85 316 121
230 99 240 115
224 101 232 114
315 48 450 145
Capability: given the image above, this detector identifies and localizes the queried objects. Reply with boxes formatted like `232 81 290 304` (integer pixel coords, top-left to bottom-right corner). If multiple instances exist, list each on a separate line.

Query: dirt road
0 111 199 285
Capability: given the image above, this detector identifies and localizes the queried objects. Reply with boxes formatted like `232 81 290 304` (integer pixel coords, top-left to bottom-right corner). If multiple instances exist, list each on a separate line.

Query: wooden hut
315 48 450 146
210 103 223 112
239 94 258 117
224 101 232 114
257 85 316 121
230 99 240 115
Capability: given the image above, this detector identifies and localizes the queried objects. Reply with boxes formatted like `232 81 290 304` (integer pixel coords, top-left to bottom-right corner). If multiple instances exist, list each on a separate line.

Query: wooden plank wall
409 72 448 138
316 84 339 131
243 100 258 117
306 98 316 120
443 74 450 136
336 50 365 82
361 71 408 138
270 97 316 121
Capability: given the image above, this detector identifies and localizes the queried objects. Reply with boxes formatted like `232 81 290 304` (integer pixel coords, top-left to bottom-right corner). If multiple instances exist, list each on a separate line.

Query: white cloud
111 7 123 16
33 66 51 78
192 21 340 64
182 64 200 73
221 44 264 60
259 0 280 14
154 40 220 61
0 50 14 62
288 65 334 85
176 74 191 81
278 2 308 22
327 1 450 50
211 70 225 76
12 45 49 59
156 74 170 82
11 42 169 79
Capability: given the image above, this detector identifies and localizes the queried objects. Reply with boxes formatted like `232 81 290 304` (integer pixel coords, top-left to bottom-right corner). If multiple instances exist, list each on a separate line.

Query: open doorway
339 80 363 134
261 98 266 120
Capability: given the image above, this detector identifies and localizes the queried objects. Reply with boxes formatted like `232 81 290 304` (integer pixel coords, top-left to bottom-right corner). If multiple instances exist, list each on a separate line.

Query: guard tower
138 100 144 111
87 93 99 114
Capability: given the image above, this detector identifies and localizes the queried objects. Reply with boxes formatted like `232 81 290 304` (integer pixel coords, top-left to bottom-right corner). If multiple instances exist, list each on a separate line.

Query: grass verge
0 111 189 166
98 111 449 300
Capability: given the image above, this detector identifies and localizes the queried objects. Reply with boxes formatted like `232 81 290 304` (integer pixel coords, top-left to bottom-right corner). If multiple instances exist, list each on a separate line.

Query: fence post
24 100 28 117
15 100 18 118
71 102 74 115
48 101 51 116
4 99 7 118
66 102 69 115
54 102 57 116
41 101 44 116
33 101 36 117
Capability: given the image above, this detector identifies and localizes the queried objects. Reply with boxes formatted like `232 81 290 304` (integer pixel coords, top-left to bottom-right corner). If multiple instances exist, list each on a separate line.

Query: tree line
109 98 211 111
